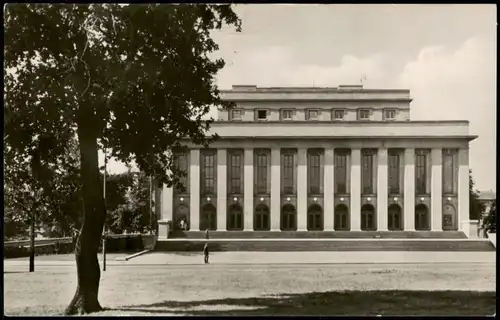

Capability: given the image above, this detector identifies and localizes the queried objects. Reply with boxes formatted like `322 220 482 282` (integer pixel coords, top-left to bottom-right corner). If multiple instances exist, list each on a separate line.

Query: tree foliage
469 170 486 220
104 171 154 234
4 137 82 240
483 200 496 234
4 3 241 314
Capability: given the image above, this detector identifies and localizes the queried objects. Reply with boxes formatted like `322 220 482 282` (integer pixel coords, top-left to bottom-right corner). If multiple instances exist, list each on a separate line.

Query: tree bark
65 118 106 315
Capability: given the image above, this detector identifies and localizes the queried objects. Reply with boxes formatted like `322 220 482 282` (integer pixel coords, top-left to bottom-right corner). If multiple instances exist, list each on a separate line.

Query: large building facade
157 85 477 237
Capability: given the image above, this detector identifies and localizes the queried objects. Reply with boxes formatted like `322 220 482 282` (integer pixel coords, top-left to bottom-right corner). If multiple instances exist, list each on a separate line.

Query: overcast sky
103 4 496 192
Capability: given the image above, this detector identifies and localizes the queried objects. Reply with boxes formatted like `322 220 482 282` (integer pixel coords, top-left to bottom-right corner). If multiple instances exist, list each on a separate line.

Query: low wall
4 234 156 258
487 233 496 247
461 220 479 238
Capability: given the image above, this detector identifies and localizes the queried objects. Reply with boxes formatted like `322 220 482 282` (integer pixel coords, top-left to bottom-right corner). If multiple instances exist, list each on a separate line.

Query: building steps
155 238 494 252
169 230 468 239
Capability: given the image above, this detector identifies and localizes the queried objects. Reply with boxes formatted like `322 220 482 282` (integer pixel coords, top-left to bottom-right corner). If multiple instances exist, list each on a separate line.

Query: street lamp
149 175 153 235
102 142 108 272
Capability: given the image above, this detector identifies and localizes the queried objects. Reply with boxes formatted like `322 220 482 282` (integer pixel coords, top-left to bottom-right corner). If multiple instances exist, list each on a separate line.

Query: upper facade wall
218 85 412 122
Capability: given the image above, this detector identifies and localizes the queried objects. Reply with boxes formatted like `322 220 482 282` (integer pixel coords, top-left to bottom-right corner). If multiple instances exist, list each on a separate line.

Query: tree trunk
65 120 106 315
29 212 35 272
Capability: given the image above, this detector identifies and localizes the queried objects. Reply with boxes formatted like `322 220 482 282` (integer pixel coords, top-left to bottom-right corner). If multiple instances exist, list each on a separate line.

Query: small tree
483 200 496 234
469 170 486 220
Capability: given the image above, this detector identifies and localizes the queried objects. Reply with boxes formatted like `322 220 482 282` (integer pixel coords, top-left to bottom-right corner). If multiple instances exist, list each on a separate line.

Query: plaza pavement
4 251 496 268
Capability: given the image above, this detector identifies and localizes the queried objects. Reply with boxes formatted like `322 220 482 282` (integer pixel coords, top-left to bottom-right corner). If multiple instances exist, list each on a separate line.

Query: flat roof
221 85 410 93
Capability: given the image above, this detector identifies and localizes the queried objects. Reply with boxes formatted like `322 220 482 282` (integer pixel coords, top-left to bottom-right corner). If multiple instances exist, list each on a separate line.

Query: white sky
101 4 496 192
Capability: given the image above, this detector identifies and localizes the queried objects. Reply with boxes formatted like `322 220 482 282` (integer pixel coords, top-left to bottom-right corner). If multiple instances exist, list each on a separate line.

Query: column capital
378 147 388 163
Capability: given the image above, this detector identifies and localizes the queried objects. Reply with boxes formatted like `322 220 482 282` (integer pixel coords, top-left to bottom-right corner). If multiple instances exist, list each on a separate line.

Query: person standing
205 228 209 240
203 242 209 264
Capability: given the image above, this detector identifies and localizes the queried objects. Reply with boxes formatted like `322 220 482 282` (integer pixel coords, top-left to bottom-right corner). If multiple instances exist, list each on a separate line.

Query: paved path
129 251 496 265
4 251 495 267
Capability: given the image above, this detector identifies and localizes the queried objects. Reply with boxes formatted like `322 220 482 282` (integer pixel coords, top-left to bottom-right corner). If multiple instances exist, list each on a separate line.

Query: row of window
197 203 433 231
174 149 458 196
231 108 397 121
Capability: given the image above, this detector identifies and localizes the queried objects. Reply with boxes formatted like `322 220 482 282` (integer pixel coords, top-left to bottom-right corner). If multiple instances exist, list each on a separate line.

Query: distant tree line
4 144 155 241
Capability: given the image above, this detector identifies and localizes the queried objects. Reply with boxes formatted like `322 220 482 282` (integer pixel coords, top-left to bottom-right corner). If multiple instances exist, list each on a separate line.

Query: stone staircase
156 231 495 252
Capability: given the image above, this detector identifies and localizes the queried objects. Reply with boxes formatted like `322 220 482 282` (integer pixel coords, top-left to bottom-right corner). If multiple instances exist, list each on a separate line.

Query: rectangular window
385 109 396 120
361 150 374 194
256 152 268 194
229 152 242 194
282 109 293 120
388 150 400 194
442 149 456 194
308 151 321 194
359 109 370 120
201 152 216 194
257 110 267 120
231 109 242 121
333 109 345 120
308 110 319 120
174 153 189 193
335 151 348 194
415 150 427 194
283 153 295 194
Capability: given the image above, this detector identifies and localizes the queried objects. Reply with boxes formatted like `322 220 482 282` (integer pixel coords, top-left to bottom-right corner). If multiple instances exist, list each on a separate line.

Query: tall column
297 148 308 231
158 183 173 238
189 149 200 231
458 148 470 233
324 148 335 230
217 149 227 231
244 148 254 231
404 148 415 231
271 148 281 231
377 148 388 231
162 184 173 221
350 148 361 231
431 148 443 231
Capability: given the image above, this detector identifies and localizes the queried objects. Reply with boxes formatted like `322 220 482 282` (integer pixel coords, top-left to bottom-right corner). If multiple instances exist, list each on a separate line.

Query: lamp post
29 202 35 272
102 143 108 272
149 175 153 235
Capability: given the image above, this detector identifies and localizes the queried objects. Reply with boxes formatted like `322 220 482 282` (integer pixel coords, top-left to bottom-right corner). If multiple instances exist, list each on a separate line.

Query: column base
431 229 443 232
351 228 362 232
378 228 389 232
271 229 281 232
243 228 254 232
158 220 170 239
297 229 307 232
404 229 416 232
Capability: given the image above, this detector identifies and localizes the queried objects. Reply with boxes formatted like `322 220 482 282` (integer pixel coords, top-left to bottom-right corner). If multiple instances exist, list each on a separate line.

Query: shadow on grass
113 291 496 316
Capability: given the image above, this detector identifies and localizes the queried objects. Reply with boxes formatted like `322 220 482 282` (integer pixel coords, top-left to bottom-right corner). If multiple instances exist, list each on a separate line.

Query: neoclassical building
157 85 476 237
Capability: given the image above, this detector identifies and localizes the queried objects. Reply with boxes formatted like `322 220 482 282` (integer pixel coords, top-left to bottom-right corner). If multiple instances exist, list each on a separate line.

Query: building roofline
182 135 478 141
211 120 470 125
221 98 413 103
220 86 410 94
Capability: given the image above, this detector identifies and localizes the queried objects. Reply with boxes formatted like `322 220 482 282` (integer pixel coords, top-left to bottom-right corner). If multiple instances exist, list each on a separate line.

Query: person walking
203 242 209 264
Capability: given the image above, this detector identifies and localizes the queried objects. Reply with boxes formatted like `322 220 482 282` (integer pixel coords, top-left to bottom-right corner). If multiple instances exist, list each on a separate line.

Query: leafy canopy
469 170 486 220
4 4 241 187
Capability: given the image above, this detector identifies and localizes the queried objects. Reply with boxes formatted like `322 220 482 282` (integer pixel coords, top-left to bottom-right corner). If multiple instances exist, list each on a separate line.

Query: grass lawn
4 263 496 316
